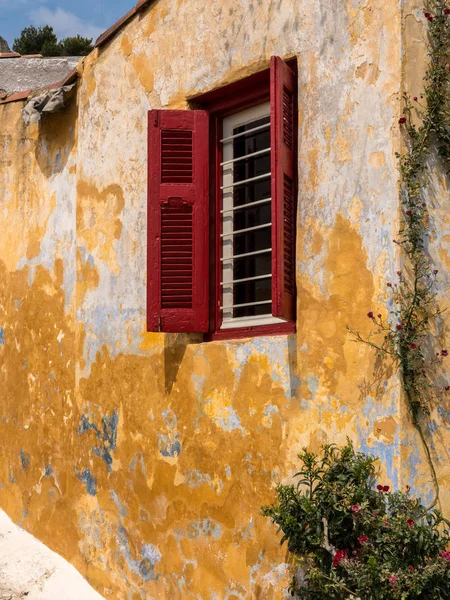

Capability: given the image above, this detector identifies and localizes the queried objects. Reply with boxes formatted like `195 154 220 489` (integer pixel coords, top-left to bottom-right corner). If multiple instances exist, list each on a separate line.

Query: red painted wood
210 321 295 342
270 56 296 322
147 109 209 332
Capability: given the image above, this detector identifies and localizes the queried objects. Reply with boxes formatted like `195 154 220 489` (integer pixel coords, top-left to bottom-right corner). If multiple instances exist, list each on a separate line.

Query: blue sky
1 0 134 48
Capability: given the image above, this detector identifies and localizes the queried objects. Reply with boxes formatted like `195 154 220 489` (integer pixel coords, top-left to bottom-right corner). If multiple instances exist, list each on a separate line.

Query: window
221 102 281 329
147 57 296 339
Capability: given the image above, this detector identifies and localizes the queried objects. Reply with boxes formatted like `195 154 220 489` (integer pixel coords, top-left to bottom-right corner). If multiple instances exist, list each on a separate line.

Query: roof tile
0 90 31 105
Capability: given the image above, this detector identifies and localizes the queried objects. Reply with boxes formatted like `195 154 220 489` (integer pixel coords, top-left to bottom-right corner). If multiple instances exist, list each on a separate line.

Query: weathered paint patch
76 468 97 496
19 450 30 471
78 410 118 472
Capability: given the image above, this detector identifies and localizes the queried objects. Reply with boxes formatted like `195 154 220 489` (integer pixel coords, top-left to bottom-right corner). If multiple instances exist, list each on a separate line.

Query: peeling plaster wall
0 0 448 598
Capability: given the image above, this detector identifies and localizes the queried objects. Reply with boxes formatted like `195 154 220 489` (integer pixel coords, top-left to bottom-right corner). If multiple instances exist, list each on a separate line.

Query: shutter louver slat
147 110 209 332
161 204 193 309
271 56 296 322
161 129 193 183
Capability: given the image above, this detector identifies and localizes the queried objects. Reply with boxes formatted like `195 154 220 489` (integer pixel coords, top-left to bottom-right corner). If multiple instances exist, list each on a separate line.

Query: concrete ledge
0 510 104 599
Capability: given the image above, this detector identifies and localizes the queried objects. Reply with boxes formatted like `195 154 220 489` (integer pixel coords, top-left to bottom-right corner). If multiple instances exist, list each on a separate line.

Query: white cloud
29 7 104 41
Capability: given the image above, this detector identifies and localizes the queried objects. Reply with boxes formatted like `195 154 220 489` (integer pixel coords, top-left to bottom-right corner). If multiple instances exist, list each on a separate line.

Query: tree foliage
262 444 450 599
12 26 93 57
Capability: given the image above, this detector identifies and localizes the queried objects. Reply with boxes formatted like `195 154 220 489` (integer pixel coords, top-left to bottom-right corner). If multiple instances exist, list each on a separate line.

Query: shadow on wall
34 86 78 177
164 332 299 398
163 333 202 394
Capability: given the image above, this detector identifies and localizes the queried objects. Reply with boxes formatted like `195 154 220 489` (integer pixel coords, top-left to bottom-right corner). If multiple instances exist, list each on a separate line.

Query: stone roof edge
0 68 78 105
94 0 154 48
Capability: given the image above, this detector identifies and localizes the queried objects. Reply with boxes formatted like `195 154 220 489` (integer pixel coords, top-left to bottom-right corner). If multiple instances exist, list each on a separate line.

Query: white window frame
220 102 286 330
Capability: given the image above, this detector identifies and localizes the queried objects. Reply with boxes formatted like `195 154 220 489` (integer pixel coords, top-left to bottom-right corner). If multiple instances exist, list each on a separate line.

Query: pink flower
399 117 407 124
383 485 390 492
367 311 374 319
407 519 414 527
390 575 397 585
358 535 369 545
406 210 412 216
333 549 348 567
445 386 450 392
377 484 384 491
409 343 417 350
396 325 403 331
378 313 382 318
373 510 379 516
424 12 434 21
352 504 361 514
397 270 402 276
434 270 439 275
422 202 426 208
444 8 450 15
441 551 450 561
413 96 418 101
387 282 392 288
441 350 448 357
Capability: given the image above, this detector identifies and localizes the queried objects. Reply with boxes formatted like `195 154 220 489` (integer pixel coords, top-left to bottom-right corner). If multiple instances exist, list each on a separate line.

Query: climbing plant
349 0 450 508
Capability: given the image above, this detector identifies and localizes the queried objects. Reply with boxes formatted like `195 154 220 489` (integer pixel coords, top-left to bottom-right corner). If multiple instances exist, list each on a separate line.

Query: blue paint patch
175 518 222 541
185 470 212 489
76 468 97 496
191 373 206 395
158 409 181 457
212 404 245 434
44 464 53 477
0 328 4 345
78 410 118 472
264 404 279 418
116 525 161 581
158 434 181 457
140 544 162 581
225 466 231 478
20 450 30 471
355 394 400 490
307 376 319 396
110 490 127 517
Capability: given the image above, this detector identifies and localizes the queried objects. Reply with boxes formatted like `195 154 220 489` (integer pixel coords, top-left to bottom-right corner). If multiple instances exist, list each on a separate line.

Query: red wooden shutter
147 110 209 332
270 56 296 322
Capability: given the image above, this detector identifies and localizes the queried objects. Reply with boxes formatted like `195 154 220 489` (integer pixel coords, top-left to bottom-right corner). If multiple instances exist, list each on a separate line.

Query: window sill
208 321 295 341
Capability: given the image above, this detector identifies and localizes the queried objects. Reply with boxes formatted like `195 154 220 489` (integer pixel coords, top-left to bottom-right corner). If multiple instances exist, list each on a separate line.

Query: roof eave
94 0 154 49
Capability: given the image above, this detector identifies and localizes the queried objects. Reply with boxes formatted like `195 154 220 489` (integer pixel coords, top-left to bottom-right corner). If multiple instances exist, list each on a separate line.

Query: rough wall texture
0 57 80 94
0 0 448 598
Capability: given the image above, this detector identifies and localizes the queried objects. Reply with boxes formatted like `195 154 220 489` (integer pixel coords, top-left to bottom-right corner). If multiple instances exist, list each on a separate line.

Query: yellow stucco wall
0 1 448 598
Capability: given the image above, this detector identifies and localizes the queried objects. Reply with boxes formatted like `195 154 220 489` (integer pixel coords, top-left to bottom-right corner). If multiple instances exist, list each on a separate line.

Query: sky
0 0 134 48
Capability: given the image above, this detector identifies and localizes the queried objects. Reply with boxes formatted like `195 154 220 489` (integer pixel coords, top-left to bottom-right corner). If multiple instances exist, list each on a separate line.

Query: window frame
195 60 298 341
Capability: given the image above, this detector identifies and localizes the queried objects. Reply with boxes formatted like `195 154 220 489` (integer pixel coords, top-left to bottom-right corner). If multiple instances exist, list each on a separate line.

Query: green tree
12 26 94 57
12 26 59 56
59 35 93 56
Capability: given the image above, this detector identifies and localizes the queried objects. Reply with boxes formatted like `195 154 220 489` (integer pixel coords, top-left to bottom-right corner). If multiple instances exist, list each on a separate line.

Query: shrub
262 443 450 599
